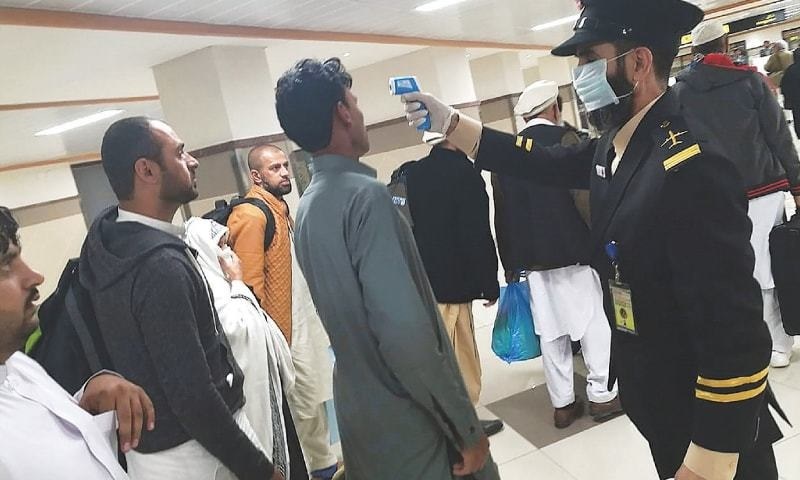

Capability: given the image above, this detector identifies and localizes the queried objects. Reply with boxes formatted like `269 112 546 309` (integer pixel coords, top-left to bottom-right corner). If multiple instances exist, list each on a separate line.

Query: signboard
680 9 785 47
727 10 786 35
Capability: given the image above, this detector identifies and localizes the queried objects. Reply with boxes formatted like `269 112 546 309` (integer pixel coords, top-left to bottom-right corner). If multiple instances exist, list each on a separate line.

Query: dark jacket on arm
405 146 500 304
674 58 800 198
79 207 274 480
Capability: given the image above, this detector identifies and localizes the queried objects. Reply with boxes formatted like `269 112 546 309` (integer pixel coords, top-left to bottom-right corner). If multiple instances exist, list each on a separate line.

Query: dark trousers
282 392 310 480
793 109 800 139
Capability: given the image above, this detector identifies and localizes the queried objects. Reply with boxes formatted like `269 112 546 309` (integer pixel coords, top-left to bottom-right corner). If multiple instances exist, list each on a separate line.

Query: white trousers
748 192 795 354
539 306 617 409
125 410 264 480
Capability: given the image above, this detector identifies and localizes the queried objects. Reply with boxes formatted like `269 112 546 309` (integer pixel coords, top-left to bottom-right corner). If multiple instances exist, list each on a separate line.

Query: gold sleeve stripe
663 143 701 170
515 136 524 148
697 367 769 388
525 138 534 152
695 381 767 403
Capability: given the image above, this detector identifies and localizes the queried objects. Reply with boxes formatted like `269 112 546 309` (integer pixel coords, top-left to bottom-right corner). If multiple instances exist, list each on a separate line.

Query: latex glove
401 91 457 134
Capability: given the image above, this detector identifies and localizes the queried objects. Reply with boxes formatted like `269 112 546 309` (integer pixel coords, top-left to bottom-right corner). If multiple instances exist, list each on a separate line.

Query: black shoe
480 419 504 437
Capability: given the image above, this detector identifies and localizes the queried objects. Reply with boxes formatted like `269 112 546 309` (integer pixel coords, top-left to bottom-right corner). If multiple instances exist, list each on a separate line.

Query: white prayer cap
514 80 558 118
691 20 726 46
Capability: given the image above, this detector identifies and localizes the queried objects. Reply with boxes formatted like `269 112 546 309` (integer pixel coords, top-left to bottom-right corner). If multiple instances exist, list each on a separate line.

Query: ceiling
0 0 792 169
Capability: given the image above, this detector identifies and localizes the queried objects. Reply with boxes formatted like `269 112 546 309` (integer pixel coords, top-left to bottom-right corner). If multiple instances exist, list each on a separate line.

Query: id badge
609 280 637 335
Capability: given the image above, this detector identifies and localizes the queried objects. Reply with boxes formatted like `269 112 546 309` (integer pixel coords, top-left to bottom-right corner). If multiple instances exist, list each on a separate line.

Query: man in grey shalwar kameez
275 59 498 480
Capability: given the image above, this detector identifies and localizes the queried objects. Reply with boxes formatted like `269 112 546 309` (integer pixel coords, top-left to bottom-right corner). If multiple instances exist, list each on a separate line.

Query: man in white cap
390 132 504 437
674 19 800 368
493 80 621 428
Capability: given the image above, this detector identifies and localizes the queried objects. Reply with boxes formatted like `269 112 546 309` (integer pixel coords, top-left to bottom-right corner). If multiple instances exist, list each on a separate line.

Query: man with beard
228 145 339 480
0 206 155 479
80 117 283 480
401 1 782 479
493 81 621 429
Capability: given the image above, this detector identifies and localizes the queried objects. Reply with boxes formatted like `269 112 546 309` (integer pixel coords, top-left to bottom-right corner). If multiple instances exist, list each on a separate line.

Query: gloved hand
401 92 457 135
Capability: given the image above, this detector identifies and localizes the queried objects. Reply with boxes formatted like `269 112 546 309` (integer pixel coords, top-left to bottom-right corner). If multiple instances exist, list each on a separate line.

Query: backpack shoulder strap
64 263 102 373
234 197 277 250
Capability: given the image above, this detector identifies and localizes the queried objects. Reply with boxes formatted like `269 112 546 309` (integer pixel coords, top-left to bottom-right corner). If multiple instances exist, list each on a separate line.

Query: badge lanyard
606 241 638 335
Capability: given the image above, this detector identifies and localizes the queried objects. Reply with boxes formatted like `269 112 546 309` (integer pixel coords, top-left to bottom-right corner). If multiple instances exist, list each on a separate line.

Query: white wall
0 164 78 209
351 47 477 125
19 214 87 298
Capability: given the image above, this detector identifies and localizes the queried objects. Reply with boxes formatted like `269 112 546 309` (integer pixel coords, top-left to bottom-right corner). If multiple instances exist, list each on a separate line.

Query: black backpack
388 161 417 228
203 196 276 250
29 258 112 394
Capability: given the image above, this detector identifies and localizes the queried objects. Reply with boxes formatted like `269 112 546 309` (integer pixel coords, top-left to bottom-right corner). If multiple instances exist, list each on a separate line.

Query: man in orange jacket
228 145 339 480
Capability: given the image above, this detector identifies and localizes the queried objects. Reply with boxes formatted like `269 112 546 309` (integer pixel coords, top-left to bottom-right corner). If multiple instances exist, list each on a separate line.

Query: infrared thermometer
389 76 431 131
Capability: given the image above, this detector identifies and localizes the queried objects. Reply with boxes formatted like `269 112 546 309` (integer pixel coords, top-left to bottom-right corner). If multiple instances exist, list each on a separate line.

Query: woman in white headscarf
184 217 295 478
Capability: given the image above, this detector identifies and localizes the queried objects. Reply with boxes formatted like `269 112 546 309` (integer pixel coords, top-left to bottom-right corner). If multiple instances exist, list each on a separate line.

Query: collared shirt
522 117 557 129
610 93 664 175
0 353 128 479
117 208 185 238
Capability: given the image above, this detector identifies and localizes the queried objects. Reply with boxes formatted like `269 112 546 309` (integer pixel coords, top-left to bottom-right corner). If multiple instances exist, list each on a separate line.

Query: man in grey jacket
80 117 282 480
276 58 497 480
674 20 800 367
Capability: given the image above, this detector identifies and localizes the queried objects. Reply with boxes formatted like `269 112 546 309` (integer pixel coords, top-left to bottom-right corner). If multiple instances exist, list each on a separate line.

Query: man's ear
334 100 353 128
133 157 161 186
631 47 654 83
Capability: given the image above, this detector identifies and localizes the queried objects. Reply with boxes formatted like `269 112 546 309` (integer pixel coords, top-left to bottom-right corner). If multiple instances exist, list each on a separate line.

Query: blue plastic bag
491 280 541 363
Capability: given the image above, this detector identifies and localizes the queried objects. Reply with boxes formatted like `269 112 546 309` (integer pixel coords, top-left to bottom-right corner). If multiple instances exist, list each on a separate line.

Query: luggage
769 214 800 335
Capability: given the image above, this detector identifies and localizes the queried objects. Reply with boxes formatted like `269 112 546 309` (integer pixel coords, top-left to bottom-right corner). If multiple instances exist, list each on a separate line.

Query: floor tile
543 416 659 480
498 451 577 480
769 343 800 392
772 382 800 441
475 323 546 406
486 423 538 465
775 434 800 480
487 374 613 449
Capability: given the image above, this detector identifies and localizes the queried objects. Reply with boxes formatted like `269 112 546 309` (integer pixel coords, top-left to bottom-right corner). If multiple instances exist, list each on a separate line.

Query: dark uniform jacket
674 57 800 199
404 146 500 304
492 122 592 273
472 89 782 477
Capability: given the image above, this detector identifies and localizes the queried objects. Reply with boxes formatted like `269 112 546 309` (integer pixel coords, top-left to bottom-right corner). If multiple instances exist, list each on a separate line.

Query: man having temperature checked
276 57 499 480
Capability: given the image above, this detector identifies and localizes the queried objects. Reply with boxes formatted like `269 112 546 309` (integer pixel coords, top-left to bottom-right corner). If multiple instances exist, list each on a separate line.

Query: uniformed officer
400 1 784 479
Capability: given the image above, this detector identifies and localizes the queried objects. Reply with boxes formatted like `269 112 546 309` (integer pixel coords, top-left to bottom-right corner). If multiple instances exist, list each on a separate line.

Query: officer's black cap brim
551 30 602 57
550 1 704 58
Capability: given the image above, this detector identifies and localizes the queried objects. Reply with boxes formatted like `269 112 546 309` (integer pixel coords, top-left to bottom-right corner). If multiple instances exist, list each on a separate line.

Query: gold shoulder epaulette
655 118 701 171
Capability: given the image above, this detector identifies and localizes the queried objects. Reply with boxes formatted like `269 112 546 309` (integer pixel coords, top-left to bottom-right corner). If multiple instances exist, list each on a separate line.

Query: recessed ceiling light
531 14 580 32
34 110 124 136
342 52 351 57
415 0 469 13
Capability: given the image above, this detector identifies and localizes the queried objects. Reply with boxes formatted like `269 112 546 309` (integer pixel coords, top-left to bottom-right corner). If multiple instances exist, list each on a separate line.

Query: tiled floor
470 301 800 479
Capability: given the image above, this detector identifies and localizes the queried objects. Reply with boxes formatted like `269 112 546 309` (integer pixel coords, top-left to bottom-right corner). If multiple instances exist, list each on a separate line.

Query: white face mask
572 50 635 112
